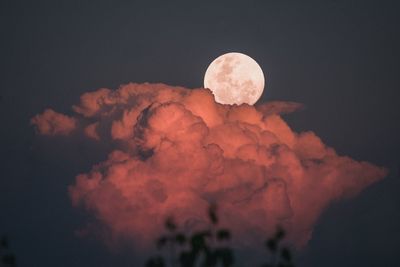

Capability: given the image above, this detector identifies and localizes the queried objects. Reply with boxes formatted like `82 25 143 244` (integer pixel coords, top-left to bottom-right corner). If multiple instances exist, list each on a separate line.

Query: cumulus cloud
256 101 304 116
32 83 387 248
31 109 76 135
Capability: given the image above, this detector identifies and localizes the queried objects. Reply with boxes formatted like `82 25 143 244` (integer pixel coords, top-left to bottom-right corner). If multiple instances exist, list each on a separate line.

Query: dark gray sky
0 1 399 266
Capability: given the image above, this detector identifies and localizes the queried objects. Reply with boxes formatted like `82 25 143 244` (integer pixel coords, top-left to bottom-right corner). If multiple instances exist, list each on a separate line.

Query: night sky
1 1 399 266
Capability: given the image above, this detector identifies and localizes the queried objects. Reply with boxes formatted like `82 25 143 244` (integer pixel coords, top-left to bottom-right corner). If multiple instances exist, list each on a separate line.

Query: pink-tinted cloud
256 101 304 116
84 122 100 140
33 83 387 248
31 109 76 135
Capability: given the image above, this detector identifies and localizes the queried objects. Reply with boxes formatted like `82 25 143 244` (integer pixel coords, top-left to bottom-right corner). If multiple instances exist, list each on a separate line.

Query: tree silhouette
146 204 233 267
145 204 294 267
0 235 16 267
261 227 294 267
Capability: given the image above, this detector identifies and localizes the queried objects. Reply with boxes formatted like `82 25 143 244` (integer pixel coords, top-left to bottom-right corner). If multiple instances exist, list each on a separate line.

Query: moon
204 52 265 105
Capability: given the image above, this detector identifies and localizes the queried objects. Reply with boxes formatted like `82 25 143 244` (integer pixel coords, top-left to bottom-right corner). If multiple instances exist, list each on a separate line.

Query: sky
0 1 399 266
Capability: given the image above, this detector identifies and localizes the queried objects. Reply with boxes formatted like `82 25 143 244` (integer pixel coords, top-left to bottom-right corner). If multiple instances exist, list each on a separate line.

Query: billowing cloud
32 83 387 248
31 109 76 135
256 101 304 116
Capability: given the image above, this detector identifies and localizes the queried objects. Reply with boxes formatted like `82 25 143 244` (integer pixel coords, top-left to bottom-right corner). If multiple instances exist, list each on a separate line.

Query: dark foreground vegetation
0 236 16 267
1 205 294 267
146 204 294 267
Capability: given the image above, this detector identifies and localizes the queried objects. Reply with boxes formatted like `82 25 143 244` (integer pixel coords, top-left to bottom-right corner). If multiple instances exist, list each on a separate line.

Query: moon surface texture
204 52 265 105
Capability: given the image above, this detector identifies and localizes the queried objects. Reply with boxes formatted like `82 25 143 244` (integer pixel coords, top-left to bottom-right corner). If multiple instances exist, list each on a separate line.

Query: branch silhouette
0 235 16 267
145 204 294 267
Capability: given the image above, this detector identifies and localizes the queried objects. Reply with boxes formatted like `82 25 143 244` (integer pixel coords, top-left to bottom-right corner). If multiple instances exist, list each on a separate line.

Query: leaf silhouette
145 256 165 267
203 250 218 267
165 217 177 232
175 233 186 245
274 227 285 241
179 251 196 267
190 231 211 253
280 247 292 262
216 229 231 241
215 248 234 267
2 253 16 267
0 236 8 249
157 236 168 249
208 204 218 225
266 239 277 252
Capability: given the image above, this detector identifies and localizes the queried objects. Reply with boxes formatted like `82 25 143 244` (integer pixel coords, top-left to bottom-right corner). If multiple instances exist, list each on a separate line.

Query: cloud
31 109 76 135
32 83 387 248
84 122 100 140
256 101 304 116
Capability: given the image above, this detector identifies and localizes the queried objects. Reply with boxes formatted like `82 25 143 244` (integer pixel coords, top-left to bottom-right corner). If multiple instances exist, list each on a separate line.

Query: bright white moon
204 52 265 105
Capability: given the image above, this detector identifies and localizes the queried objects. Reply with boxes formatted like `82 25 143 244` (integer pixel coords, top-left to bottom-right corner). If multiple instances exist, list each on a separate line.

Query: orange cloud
32 83 387 248
256 101 304 116
31 109 76 135
84 122 100 140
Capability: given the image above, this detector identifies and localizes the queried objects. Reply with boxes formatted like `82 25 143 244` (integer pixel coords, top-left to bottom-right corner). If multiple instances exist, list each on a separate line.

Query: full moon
204 52 265 105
